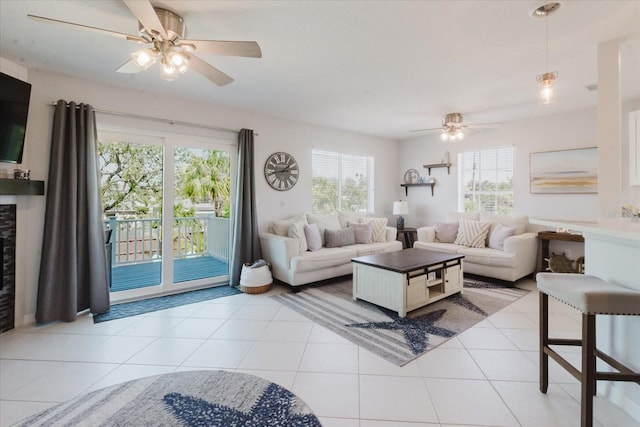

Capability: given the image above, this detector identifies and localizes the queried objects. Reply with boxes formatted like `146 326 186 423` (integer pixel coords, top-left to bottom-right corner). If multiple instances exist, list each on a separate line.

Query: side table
397 227 417 249
538 230 585 273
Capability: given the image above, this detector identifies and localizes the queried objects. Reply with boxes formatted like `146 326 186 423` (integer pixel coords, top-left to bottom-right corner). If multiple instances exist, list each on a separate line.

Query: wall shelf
0 179 45 196
423 163 451 175
400 183 435 196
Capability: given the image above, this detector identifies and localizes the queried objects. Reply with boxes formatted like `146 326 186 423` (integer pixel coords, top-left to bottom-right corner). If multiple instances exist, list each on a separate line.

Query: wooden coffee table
351 248 464 317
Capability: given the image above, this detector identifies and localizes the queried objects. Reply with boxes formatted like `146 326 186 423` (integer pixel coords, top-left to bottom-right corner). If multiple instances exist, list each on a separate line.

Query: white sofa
260 212 403 287
413 212 538 282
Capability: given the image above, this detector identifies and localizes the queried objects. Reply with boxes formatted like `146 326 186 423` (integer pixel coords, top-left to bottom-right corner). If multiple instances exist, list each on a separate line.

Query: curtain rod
48 102 257 135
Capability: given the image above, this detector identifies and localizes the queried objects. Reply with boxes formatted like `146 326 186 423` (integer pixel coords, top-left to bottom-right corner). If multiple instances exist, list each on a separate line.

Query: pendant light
532 2 562 105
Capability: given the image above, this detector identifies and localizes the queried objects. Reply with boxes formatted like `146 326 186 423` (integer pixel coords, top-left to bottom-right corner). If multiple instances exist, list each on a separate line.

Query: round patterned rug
17 370 321 426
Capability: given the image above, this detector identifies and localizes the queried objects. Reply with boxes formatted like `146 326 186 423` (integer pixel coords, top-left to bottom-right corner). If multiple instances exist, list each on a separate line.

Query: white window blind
458 147 513 213
312 149 374 214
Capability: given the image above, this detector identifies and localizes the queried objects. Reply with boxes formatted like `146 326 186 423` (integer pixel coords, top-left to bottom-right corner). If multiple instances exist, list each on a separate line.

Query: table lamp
393 201 409 229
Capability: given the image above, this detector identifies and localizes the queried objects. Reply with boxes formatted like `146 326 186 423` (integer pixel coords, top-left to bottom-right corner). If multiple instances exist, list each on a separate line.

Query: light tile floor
1 278 639 427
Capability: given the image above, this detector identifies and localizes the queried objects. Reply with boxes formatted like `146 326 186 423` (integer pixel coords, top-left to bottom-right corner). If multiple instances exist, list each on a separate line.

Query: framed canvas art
530 147 598 194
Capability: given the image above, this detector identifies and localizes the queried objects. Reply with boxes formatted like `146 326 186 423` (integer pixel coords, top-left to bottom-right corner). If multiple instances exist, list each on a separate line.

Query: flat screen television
0 72 32 164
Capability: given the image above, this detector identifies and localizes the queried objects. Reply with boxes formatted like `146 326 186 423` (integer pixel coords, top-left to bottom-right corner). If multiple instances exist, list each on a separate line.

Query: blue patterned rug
93 286 241 323
273 278 529 366
16 370 320 426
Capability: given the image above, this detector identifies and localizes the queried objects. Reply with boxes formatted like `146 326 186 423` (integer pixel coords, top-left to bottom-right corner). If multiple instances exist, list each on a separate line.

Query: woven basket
239 263 272 294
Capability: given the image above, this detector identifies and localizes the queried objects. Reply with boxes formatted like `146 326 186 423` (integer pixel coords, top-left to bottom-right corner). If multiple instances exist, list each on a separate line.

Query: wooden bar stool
536 273 640 427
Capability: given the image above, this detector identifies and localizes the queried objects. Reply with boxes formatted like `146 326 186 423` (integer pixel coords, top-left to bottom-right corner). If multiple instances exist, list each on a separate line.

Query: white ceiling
1 1 639 139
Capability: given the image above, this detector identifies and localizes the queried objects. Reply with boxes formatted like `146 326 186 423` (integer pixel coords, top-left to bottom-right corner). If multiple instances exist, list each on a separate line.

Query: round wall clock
264 152 299 191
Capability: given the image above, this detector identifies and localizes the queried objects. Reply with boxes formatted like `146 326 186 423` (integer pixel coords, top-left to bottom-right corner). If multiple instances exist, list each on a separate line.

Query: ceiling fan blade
116 59 141 74
180 40 262 58
409 127 442 133
186 54 234 86
468 123 502 129
123 0 168 40
27 14 145 43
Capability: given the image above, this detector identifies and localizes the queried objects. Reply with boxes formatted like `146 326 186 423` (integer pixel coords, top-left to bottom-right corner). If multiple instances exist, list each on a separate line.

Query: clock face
264 152 299 191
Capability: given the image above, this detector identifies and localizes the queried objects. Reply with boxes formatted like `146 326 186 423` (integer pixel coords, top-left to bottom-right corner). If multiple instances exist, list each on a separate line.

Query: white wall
398 108 606 227
4 67 397 326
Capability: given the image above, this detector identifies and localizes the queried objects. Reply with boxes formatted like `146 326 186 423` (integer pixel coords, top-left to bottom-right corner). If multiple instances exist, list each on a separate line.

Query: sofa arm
416 226 436 243
503 232 538 274
385 226 397 242
259 232 298 281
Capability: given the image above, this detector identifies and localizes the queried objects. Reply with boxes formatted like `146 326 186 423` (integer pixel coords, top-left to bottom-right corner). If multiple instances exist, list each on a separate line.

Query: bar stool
536 273 640 427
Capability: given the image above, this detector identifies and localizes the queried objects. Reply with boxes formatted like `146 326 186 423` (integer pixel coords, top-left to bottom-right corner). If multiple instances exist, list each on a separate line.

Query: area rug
16 370 321 426
93 285 241 323
273 278 529 366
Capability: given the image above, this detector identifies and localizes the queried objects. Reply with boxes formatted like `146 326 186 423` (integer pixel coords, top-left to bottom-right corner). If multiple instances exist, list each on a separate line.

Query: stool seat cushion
536 273 640 315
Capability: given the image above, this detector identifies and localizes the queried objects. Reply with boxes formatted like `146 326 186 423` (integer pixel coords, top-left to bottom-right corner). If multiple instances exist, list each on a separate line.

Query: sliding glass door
98 129 234 301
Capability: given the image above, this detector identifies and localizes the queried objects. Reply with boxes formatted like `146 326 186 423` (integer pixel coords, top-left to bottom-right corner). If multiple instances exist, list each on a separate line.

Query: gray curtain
229 128 261 286
36 100 110 324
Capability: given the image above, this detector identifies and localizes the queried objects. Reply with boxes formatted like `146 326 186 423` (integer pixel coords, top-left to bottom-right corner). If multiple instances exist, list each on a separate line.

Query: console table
537 230 585 273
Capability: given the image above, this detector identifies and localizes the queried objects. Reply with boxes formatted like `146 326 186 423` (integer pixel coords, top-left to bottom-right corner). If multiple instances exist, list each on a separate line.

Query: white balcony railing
105 216 229 266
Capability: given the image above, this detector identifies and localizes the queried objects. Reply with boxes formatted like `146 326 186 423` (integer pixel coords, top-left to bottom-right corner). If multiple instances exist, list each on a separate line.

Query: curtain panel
36 100 110 323
229 128 261 286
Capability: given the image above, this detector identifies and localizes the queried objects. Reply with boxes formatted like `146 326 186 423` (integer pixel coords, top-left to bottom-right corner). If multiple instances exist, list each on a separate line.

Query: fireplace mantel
0 178 45 196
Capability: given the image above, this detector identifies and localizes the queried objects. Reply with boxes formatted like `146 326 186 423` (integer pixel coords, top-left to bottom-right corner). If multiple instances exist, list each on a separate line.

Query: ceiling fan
27 0 261 86
410 113 501 141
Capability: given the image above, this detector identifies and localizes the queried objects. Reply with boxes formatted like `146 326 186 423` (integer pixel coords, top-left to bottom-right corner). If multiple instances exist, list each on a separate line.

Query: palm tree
179 150 230 217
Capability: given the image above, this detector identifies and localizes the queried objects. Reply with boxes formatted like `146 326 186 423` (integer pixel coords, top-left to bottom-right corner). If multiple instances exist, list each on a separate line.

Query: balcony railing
105 215 229 266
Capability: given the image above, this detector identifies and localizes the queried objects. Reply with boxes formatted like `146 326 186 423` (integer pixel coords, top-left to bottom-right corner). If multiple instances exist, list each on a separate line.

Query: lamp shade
393 201 409 215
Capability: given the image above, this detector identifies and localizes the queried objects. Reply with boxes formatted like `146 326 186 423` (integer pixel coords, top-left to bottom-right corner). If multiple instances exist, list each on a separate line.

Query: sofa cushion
480 212 529 235
304 223 322 251
454 218 491 248
457 247 516 268
348 221 373 244
338 211 366 228
325 227 356 248
272 213 308 236
488 223 516 250
414 241 465 254
307 213 341 245
360 217 388 242
291 246 358 273
288 222 308 253
352 241 402 257
434 222 459 243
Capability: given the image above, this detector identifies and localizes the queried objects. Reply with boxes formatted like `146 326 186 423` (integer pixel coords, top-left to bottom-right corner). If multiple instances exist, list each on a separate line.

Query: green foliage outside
312 173 368 214
98 140 230 256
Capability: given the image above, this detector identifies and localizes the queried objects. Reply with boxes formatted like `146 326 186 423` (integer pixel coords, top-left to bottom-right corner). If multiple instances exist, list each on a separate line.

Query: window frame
311 148 375 214
457 146 514 214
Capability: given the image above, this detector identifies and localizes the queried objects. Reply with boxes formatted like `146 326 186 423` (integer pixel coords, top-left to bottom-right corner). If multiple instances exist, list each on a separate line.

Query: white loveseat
413 212 538 282
260 212 402 287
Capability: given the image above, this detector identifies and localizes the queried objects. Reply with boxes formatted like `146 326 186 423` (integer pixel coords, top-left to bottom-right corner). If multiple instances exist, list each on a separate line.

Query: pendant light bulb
132 48 157 70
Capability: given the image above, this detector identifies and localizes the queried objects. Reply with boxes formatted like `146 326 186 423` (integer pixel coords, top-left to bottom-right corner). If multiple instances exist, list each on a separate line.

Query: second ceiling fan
411 113 501 141
28 0 262 86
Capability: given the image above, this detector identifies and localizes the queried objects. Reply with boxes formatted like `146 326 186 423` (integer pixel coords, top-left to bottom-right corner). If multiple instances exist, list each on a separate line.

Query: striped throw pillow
360 217 388 242
453 218 491 248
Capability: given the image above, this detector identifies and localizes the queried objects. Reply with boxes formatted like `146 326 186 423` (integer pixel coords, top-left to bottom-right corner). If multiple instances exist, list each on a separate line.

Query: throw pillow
347 221 373 244
434 222 459 243
272 213 308 236
304 223 322 251
337 211 366 229
360 217 388 242
488 223 516 250
454 218 491 248
306 213 341 246
288 222 308 253
325 227 356 248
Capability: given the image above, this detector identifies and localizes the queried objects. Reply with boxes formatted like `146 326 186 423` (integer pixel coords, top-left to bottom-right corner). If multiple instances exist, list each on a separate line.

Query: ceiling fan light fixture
160 59 178 81
132 48 157 70
167 51 189 73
